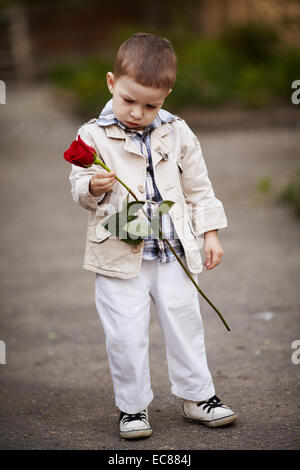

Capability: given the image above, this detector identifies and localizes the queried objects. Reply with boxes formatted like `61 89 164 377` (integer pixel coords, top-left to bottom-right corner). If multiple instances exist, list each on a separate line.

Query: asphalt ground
0 83 299 450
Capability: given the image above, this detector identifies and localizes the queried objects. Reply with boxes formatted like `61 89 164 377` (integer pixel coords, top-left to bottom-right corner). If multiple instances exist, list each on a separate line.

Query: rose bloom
64 135 95 167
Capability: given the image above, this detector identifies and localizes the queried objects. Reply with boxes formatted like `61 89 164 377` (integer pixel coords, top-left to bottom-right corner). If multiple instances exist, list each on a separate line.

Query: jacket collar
96 99 176 140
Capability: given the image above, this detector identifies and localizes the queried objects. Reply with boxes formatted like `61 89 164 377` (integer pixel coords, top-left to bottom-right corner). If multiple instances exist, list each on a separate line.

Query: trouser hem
172 385 215 403
115 392 154 415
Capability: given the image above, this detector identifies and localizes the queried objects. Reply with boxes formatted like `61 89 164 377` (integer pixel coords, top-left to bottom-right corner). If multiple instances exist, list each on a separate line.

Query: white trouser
95 255 215 414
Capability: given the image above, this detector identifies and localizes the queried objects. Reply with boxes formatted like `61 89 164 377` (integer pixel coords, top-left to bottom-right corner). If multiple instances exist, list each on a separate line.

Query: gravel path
0 83 299 450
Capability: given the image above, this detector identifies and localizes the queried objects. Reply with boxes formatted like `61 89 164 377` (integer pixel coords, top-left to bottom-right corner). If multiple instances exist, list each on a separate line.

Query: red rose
63 135 96 167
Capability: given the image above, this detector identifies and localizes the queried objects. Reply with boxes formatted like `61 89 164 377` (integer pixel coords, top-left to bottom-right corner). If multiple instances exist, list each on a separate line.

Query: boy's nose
130 106 143 120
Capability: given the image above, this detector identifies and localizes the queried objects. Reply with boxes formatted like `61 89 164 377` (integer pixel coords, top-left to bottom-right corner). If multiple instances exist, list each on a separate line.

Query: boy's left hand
203 230 224 270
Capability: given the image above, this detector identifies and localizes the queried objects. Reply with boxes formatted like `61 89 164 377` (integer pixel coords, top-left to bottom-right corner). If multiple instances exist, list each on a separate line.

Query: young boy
69 33 237 439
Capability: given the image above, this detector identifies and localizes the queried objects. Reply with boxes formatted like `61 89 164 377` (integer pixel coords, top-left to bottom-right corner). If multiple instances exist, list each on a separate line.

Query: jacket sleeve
69 124 106 211
179 120 228 235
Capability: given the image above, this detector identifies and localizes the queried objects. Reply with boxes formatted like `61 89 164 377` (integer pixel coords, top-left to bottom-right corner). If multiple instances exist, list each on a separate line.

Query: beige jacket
69 116 228 279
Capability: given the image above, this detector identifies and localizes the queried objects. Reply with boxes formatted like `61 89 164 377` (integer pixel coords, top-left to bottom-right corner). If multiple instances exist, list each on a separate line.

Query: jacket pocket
88 222 111 243
89 201 121 242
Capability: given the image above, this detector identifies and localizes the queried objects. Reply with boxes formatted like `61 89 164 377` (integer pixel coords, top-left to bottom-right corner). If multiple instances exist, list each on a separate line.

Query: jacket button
138 185 145 193
162 153 168 160
131 245 140 253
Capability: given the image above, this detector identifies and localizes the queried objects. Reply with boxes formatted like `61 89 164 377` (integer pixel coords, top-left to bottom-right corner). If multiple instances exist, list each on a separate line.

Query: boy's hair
113 33 177 90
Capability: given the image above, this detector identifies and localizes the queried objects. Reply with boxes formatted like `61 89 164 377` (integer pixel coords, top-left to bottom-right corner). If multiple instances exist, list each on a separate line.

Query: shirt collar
96 98 176 134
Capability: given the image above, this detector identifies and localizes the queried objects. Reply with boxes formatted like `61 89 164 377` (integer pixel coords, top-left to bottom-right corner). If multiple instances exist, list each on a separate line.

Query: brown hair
113 33 177 90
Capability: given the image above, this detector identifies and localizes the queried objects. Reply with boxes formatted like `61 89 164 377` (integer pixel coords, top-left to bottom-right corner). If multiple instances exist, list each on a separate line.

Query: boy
69 33 237 439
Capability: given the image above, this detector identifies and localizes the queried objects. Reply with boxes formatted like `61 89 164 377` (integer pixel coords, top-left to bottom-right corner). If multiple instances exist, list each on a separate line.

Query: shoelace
119 410 147 424
197 395 225 414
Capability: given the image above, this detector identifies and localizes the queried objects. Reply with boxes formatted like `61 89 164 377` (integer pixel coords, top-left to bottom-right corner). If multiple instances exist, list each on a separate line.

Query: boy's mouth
125 121 140 127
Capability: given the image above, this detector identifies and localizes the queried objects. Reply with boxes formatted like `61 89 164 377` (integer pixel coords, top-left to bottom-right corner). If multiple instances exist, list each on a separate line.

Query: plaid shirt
96 99 185 263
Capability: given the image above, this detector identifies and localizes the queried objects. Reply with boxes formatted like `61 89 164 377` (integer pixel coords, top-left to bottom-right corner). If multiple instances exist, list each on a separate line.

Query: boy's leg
95 262 153 415
150 255 215 402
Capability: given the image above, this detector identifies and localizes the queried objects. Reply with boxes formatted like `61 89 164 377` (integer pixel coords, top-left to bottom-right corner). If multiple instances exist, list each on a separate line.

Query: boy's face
107 73 171 130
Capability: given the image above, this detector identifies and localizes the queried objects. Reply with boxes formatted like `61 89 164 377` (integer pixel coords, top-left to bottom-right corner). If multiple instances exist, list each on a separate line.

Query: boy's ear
107 72 115 94
166 88 172 97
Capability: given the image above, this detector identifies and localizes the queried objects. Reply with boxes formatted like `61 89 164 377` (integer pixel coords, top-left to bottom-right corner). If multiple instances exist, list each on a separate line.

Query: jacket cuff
196 207 228 235
203 223 227 234
77 176 105 210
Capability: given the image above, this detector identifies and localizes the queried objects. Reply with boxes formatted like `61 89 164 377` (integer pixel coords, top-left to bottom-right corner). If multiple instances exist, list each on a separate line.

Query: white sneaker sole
120 428 153 440
183 412 238 428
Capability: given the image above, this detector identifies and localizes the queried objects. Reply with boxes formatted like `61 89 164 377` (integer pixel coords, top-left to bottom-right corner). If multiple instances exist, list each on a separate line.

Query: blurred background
1 0 300 112
0 0 300 450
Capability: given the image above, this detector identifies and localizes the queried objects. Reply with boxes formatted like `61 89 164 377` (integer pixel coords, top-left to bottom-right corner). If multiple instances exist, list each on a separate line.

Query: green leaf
123 236 143 246
126 200 146 215
123 217 153 238
102 196 146 244
157 200 175 214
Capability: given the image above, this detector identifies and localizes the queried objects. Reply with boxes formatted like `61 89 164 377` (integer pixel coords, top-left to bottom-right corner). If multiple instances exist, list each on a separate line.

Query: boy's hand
203 229 224 270
89 170 116 197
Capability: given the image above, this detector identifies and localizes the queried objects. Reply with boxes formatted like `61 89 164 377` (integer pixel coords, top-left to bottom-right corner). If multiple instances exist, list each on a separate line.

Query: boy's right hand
89 170 116 197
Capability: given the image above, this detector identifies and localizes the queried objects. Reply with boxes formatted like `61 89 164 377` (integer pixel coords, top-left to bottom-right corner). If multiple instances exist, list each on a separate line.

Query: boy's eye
123 98 157 109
